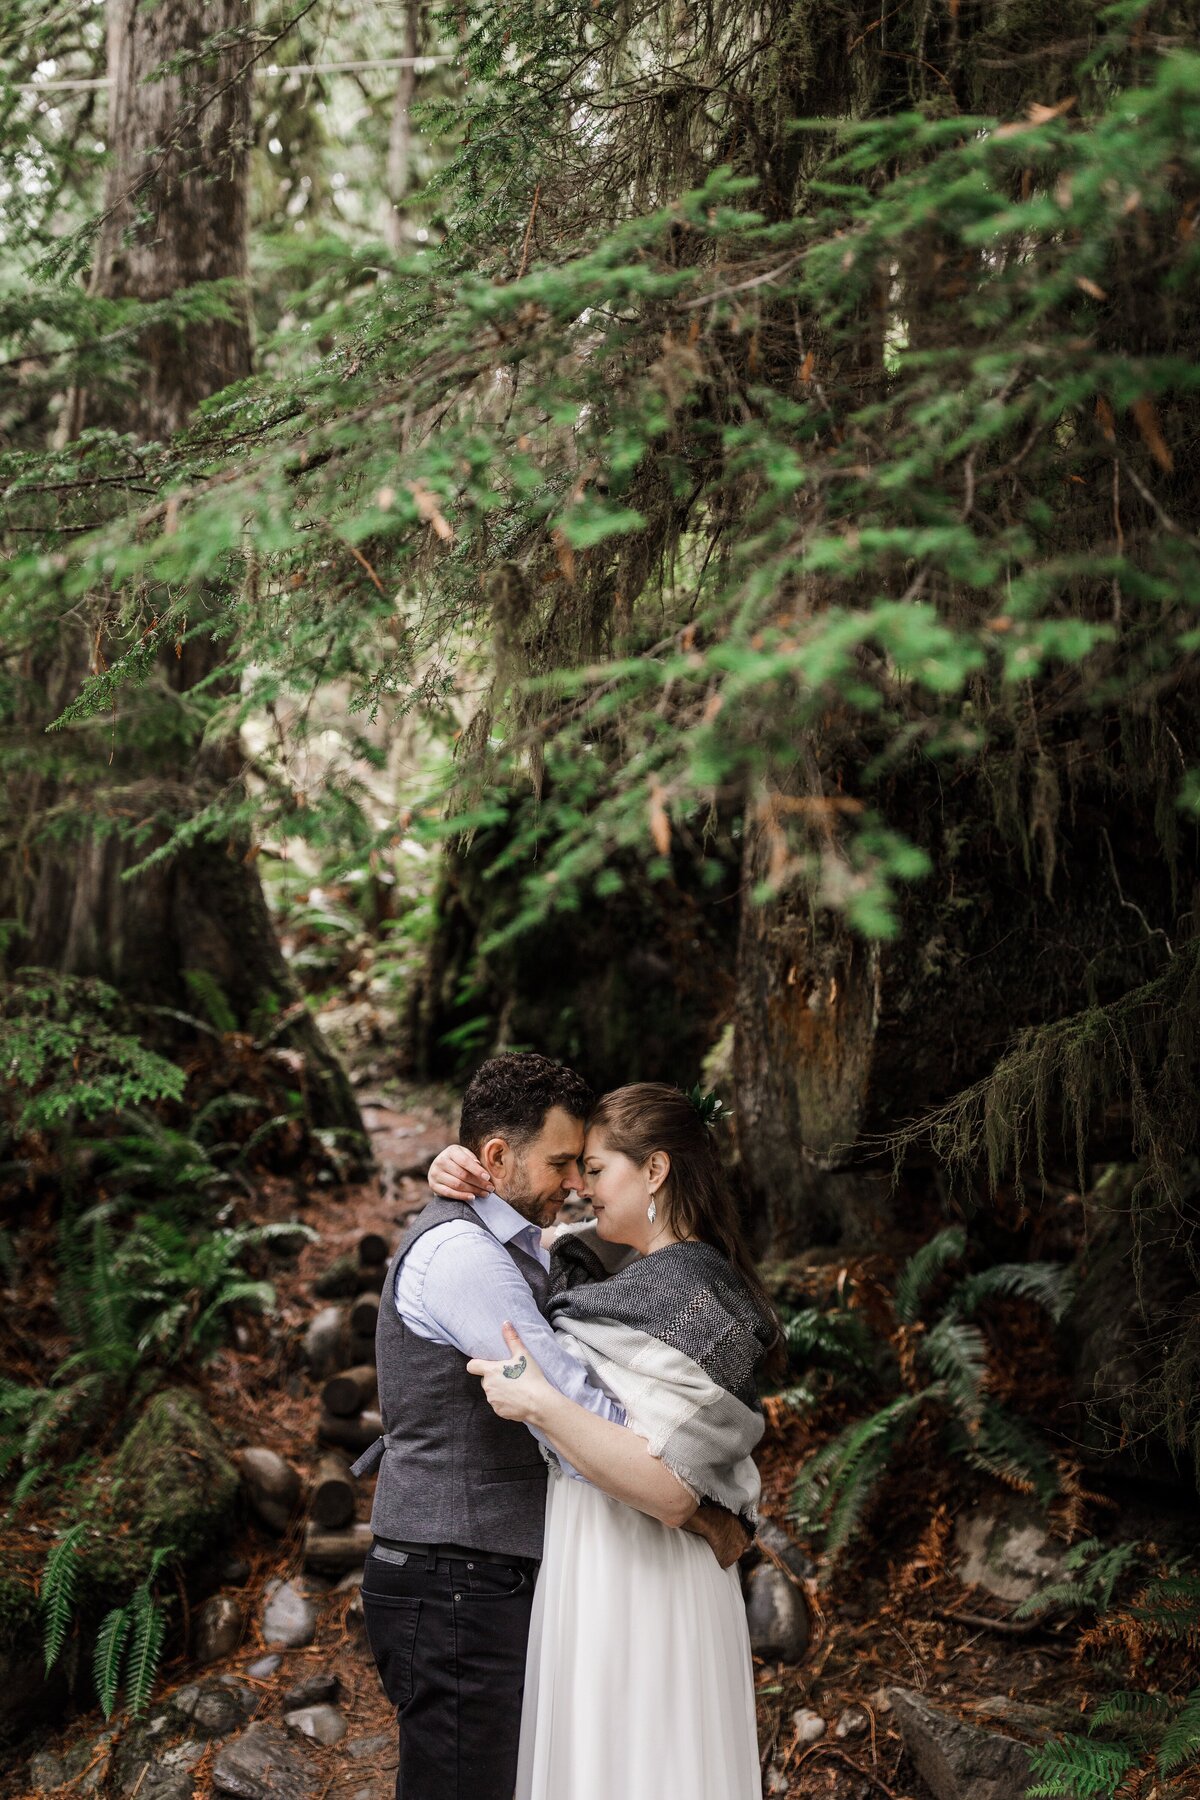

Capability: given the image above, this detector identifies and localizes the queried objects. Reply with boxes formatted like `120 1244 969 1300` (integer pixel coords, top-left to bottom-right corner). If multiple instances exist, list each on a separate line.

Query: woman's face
580 1127 662 1248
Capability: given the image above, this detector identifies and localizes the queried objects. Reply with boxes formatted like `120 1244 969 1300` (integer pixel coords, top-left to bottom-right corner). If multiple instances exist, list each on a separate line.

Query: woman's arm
467 1324 698 1528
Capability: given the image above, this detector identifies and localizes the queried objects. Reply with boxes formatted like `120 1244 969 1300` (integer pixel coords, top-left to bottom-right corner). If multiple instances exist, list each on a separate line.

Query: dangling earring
647 1195 657 1224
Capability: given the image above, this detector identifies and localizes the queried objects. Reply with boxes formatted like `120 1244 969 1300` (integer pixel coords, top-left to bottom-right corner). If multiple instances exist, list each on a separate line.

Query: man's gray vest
351 1197 549 1560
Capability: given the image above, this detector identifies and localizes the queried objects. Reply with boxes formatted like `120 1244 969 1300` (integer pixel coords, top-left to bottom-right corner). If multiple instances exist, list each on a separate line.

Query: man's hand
683 1503 754 1570
428 1143 490 1200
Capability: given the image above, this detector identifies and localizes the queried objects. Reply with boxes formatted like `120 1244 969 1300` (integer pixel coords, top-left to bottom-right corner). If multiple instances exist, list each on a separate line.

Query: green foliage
1025 1734 1136 1799
59 1206 307 1370
1023 1560 1200 1795
1015 1538 1143 1620
792 1233 1068 1570
93 1548 172 1718
40 1521 86 1671
0 974 185 1138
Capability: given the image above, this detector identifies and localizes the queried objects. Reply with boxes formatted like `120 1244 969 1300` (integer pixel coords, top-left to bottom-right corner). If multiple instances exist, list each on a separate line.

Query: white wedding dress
515 1460 763 1800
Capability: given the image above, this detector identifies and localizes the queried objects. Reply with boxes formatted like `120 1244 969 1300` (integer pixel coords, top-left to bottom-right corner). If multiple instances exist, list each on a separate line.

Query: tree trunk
13 0 363 1147
734 760 1192 1251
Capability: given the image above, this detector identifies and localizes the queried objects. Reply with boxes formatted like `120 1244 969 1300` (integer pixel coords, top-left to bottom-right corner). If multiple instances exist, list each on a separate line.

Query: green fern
1015 1539 1142 1620
1157 1688 1200 1775
182 968 239 1035
1127 1573 1200 1647
781 1304 877 1385
954 1260 1075 1325
1025 1733 1136 1798
791 1392 923 1557
961 1399 1057 1500
124 1551 171 1715
922 1316 987 1421
893 1226 966 1324
93 1604 132 1718
40 1522 86 1670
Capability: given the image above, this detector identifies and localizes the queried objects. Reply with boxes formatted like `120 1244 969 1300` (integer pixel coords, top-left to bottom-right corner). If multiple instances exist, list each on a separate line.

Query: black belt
372 1534 538 1572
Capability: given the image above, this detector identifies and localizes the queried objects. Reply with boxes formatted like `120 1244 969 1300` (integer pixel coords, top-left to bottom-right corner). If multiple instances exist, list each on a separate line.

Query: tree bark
13 0 364 1148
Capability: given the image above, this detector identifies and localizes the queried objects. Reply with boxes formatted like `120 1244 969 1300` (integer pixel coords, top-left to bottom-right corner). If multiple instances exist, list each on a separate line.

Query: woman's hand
467 1323 556 1426
427 1143 490 1200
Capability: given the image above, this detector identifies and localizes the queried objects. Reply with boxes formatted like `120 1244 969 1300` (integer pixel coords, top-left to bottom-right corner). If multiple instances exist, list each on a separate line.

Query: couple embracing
352 1052 781 1800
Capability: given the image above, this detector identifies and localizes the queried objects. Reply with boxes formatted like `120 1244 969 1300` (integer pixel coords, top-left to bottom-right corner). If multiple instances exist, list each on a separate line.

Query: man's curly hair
459 1053 595 1154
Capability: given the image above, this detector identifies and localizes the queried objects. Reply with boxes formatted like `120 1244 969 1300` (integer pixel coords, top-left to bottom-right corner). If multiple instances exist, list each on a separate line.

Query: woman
456 1083 779 1800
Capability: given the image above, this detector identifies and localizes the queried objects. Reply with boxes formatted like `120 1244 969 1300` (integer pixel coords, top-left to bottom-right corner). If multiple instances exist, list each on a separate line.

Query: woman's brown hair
587 1082 785 1378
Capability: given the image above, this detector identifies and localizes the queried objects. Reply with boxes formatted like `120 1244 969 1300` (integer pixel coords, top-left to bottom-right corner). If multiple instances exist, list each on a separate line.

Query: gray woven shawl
546 1229 774 1519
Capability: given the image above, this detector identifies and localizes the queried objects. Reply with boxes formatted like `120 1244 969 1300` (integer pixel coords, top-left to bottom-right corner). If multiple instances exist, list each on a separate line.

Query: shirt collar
472 1190 540 1247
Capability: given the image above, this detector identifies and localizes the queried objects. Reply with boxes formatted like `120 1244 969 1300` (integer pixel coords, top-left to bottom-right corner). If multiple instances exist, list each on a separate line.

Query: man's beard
499 1154 561 1229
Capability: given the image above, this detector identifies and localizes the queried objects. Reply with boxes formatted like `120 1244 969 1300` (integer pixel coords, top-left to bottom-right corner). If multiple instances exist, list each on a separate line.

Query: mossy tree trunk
10 0 363 1144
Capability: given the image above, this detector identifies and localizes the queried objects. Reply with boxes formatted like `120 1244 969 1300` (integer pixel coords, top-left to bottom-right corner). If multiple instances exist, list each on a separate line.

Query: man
354 1052 745 1800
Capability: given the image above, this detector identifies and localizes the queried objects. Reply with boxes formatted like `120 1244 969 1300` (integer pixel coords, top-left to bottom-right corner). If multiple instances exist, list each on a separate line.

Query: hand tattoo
502 1356 527 1380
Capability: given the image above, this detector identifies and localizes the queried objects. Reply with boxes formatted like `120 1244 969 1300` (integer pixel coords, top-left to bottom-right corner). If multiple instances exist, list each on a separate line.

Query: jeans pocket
363 1593 421 1709
461 1562 530 1600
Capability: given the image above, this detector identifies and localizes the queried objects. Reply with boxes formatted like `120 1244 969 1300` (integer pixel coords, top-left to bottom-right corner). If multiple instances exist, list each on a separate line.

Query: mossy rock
84 1387 239 1590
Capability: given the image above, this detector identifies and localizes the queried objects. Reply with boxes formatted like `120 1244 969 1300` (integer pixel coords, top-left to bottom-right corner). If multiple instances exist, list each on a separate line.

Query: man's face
490 1105 586 1228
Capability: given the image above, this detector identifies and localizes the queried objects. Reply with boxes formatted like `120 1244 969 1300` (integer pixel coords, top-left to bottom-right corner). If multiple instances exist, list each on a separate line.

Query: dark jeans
361 1543 537 1800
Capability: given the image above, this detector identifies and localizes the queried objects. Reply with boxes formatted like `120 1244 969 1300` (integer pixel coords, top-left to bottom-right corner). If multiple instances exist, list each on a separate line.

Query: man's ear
479 1135 510 1183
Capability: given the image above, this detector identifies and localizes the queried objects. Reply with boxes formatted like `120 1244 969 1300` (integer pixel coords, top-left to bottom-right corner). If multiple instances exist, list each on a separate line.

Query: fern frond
894 1227 965 1324
953 1259 1075 1324
1016 1539 1142 1621
1157 1687 1200 1775
792 1391 924 1562
1025 1732 1136 1798
962 1399 1056 1500
781 1304 876 1381
40 1522 86 1670
1089 1688 1173 1739
922 1317 987 1420
93 1605 131 1718
125 1584 167 1715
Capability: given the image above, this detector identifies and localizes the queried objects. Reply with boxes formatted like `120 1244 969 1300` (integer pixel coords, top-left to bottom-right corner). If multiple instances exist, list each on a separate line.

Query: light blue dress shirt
393 1190 626 1478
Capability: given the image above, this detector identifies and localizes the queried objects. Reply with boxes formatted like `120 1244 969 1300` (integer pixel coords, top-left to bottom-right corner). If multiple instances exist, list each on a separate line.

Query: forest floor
6 1066 1196 1800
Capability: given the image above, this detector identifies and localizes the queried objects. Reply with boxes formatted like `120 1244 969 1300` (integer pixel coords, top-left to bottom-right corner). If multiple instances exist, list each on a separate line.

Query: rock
246 1654 282 1679
212 1723 319 1799
87 1390 240 1591
345 1733 393 1760
64 1725 118 1792
835 1704 869 1740
113 1738 203 1800
322 1366 377 1418
261 1578 318 1649
889 1687 1036 1800
236 1447 303 1534
195 1686 255 1737
314 1254 362 1299
303 1306 346 1378
954 1501 1069 1605
755 1517 815 1582
792 1709 826 1746
195 1594 245 1663
744 1563 812 1662
282 1671 342 1710
221 1557 252 1585
870 1687 893 1714
284 1704 348 1746
27 1751 67 1791
335 1568 364 1591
